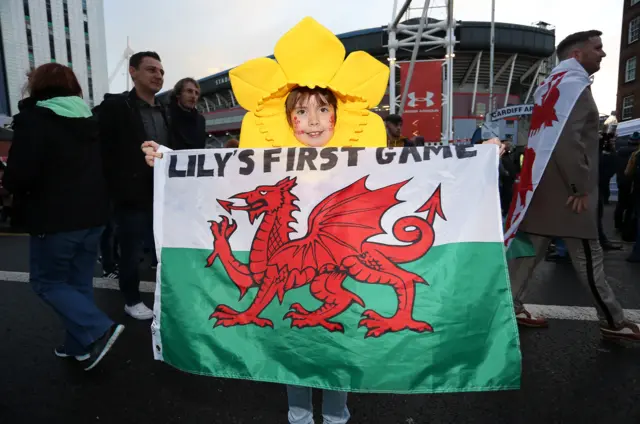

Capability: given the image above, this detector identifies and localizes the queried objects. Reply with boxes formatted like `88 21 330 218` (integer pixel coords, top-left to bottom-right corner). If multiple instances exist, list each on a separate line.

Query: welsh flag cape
505 58 592 253
151 145 521 394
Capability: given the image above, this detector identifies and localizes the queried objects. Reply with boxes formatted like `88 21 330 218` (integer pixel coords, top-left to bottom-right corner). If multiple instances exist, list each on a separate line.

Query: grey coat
519 88 599 240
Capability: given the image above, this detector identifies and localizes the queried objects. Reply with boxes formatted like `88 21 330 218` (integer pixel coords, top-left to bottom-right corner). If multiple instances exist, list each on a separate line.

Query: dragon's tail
362 185 445 264
416 184 446 226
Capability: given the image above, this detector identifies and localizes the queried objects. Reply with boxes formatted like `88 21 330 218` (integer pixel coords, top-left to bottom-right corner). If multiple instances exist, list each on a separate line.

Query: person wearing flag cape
504 30 640 341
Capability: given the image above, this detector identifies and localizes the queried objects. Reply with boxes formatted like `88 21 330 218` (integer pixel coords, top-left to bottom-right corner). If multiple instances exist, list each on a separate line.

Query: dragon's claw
284 306 344 333
358 309 433 338
210 304 273 328
209 216 237 241
288 303 310 315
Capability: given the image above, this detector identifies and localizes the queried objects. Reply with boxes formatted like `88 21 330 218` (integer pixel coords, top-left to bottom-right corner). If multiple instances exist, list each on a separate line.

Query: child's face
290 94 336 147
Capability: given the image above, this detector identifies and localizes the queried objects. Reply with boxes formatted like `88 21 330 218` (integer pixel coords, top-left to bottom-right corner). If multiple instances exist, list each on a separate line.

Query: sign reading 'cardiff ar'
489 104 534 121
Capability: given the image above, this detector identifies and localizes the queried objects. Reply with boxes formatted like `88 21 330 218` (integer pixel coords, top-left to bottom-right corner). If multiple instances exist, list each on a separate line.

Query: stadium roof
157 18 555 102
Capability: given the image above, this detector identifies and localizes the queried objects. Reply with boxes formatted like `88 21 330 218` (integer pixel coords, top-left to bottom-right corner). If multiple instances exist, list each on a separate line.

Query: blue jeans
554 238 567 257
100 217 119 273
115 208 153 306
287 386 350 424
30 227 113 355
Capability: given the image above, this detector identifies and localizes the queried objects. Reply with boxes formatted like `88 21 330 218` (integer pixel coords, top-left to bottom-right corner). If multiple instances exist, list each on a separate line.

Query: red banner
399 61 443 141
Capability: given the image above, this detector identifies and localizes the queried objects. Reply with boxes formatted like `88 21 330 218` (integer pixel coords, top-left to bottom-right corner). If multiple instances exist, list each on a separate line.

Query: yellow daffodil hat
230 17 390 148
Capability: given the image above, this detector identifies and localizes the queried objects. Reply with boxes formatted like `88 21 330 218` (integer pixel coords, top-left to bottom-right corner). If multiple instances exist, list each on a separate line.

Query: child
141 90 351 424
143 16 504 424
142 89 503 424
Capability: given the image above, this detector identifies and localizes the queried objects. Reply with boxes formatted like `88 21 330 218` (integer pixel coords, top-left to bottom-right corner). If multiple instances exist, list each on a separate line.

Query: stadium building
157 17 556 147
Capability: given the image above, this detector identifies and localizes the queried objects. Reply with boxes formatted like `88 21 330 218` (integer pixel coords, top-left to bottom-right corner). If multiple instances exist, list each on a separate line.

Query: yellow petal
274 17 345 87
329 51 390 108
229 58 288 112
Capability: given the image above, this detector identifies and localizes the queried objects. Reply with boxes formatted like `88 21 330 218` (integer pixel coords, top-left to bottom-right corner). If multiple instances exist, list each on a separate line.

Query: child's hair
285 87 338 127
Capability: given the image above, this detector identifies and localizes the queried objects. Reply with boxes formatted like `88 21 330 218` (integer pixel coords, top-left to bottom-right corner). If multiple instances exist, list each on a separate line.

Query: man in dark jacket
169 77 207 150
96 51 169 320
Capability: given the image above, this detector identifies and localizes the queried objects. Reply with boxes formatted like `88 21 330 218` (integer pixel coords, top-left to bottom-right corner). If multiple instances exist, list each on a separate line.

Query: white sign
489 104 534 121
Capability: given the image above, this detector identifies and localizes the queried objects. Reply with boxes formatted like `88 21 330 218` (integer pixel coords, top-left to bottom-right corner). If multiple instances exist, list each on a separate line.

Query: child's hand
481 137 506 157
141 141 162 167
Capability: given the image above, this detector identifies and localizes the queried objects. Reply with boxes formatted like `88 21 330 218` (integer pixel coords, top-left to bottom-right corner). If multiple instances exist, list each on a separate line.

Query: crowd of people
2 51 212 370
3 27 640 424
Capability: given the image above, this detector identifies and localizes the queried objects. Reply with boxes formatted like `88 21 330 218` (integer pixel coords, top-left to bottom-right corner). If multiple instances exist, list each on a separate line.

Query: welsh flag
151 145 521 393
504 58 592 254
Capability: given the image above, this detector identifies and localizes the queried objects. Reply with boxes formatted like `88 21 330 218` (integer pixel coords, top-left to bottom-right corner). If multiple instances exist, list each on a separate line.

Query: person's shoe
54 345 90 362
545 253 571 264
515 309 549 328
84 324 125 371
601 241 623 251
124 302 154 320
102 269 119 279
601 321 640 342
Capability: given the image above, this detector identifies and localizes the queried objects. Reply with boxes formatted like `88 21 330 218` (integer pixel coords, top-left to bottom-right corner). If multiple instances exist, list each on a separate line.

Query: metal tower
387 0 457 143
108 37 135 92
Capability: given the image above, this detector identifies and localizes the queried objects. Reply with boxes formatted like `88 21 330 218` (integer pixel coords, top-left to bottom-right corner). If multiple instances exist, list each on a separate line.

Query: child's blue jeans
287 385 350 424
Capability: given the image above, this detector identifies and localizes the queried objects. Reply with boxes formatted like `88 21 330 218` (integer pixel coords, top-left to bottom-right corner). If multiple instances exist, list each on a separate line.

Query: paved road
1 205 640 423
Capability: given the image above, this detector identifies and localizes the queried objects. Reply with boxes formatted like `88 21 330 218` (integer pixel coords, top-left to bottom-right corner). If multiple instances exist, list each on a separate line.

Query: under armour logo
408 91 435 108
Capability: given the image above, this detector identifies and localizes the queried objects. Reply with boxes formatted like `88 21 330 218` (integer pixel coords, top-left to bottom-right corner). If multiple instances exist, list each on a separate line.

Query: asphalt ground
1 204 639 424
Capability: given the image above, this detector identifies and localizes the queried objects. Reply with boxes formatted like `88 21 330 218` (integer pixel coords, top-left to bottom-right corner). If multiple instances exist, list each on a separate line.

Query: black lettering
399 146 422 164
197 154 214 177
319 148 338 171
214 152 233 177
296 148 318 171
186 155 197 177
286 148 296 172
456 144 478 159
168 154 186 178
238 149 255 175
341 147 365 167
376 148 396 165
423 146 453 160
264 149 282 173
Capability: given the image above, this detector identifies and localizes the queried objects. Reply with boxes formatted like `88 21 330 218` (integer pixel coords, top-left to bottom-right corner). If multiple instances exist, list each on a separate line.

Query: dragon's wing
268 176 408 271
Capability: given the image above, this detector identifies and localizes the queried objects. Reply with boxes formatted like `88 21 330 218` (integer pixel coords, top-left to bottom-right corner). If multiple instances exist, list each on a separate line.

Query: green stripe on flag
157 242 521 394
506 232 537 260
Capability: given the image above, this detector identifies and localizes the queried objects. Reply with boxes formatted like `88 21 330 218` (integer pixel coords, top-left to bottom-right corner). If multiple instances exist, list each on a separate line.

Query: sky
103 0 623 114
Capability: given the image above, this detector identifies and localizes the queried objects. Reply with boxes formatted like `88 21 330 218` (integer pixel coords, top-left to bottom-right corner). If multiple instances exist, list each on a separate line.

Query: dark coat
94 89 170 211
169 99 207 150
2 100 108 234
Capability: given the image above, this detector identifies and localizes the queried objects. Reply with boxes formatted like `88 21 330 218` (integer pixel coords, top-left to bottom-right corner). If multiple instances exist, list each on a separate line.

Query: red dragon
205 176 446 338
528 71 567 137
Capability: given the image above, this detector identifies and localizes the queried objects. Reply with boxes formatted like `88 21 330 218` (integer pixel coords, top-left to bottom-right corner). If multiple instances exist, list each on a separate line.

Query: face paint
289 94 336 147
293 116 305 135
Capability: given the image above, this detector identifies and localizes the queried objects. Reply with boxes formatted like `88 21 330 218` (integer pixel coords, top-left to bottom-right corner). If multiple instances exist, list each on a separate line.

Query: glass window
49 35 56 61
632 0 640 6
626 57 637 82
629 17 640 44
623 96 635 120
66 39 72 63
46 0 52 23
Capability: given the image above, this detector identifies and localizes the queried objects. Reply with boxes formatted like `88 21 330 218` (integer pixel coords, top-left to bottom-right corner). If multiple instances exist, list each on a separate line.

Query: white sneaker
124 302 154 320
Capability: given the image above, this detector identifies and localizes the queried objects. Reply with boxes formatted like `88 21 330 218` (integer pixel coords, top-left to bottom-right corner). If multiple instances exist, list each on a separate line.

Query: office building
617 0 640 121
0 0 108 118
